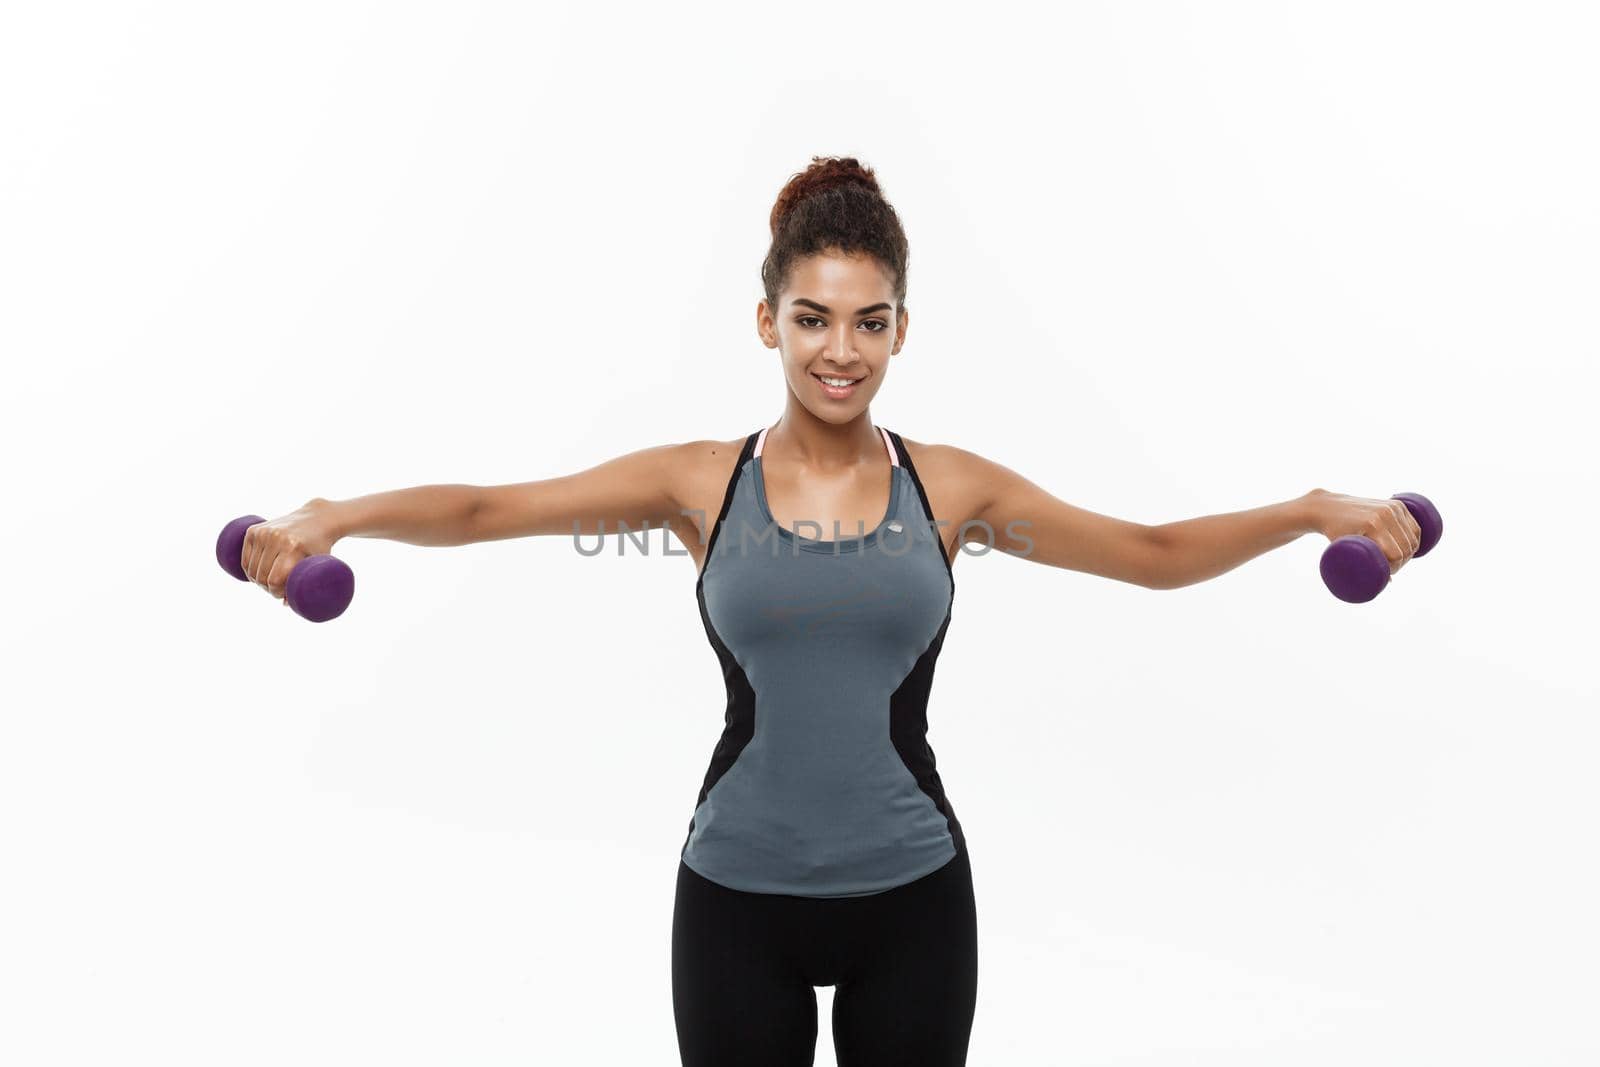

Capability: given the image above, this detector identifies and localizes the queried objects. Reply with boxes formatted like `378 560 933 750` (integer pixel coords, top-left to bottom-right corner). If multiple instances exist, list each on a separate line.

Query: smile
813 373 863 396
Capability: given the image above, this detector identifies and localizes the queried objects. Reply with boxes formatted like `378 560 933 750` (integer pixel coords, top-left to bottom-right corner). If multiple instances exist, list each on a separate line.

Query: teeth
818 375 858 387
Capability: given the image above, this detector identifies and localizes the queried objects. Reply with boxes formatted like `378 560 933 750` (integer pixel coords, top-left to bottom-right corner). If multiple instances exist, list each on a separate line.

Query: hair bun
769 156 883 237
760 154 909 315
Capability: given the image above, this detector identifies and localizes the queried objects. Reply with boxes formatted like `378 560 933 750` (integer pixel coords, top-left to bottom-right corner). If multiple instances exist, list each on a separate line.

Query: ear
892 305 909 354
755 299 779 348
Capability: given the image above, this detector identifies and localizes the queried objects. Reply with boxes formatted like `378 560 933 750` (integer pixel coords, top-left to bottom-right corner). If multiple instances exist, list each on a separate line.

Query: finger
1374 527 1405 574
243 525 260 583
1390 501 1419 555
1376 506 1406 568
258 538 282 593
1398 508 1419 558
1379 509 1405 566
266 551 295 600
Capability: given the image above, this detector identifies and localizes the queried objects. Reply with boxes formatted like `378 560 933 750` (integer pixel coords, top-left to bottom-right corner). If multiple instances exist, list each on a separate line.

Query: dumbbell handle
215 514 355 622
1319 492 1442 603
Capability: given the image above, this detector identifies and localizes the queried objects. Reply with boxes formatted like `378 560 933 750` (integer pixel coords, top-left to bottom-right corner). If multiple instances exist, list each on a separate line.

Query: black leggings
671 846 979 1066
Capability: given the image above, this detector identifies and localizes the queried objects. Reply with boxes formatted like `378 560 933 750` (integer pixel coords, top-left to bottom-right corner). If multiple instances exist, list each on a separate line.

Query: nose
825 327 861 368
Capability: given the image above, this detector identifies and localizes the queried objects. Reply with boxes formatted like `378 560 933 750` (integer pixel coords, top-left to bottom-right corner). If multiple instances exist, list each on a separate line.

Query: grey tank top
680 424 966 898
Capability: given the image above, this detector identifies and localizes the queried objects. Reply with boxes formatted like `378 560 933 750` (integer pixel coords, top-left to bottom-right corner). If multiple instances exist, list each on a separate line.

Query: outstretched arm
240 443 689 602
954 447 1330 590
1143 488 1423 590
464 442 688 543
311 442 688 547
1141 495 1322 590
949 447 1168 588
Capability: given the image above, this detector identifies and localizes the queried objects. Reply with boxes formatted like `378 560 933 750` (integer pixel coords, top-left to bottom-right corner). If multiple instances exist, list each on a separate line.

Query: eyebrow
791 298 893 316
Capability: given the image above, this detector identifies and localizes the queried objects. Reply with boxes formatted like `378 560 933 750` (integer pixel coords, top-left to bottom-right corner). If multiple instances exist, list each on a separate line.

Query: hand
240 500 339 603
1304 488 1422 576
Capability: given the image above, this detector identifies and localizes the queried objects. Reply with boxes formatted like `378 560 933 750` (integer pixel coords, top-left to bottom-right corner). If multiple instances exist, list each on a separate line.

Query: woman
239 155 1423 1066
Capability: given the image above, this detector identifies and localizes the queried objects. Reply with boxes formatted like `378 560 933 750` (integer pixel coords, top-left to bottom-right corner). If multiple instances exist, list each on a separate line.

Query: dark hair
761 155 909 316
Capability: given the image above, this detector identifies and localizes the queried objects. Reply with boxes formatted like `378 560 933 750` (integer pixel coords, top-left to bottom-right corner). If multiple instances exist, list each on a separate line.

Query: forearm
1144 493 1321 590
311 484 483 547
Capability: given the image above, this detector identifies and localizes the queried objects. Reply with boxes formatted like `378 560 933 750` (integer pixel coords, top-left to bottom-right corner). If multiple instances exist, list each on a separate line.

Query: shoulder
662 433 754 511
888 432 1001 542
674 434 753 474
893 434 998 494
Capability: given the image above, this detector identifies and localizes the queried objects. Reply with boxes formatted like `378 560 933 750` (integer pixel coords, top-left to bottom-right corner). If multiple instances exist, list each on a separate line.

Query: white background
4 2 1596 1064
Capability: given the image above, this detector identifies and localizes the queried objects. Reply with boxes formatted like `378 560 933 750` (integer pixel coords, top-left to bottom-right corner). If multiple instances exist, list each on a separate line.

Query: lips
813 372 863 400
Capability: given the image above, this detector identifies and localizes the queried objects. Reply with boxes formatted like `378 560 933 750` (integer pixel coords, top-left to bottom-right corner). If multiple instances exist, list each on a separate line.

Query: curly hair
760 155 910 316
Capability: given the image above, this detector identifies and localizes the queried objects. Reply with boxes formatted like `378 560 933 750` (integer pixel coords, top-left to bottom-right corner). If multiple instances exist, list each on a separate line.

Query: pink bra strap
879 425 900 467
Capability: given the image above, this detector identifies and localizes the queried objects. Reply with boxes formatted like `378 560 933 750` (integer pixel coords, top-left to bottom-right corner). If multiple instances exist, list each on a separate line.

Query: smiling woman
245 154 1412 1067
662 158 986 1067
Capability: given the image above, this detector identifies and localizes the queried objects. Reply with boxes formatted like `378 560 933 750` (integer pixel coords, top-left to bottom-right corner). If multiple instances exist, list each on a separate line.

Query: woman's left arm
1139 494 1323 590
951 447 1337 590
1143 487 1425 589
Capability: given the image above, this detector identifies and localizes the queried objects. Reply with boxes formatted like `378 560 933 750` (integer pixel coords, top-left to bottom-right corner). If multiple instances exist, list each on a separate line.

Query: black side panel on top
888 612 965 856
885 427 964 854
682 431 760 855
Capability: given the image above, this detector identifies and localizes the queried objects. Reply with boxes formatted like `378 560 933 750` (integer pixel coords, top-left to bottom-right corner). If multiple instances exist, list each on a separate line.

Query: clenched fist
1306 488 1423 576
241 502 339 602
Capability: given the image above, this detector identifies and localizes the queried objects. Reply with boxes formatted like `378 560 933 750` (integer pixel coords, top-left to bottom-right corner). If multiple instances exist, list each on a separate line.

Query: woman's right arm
241 444 689 600
313 442 689 547
312 484 485 546
461 441 688 543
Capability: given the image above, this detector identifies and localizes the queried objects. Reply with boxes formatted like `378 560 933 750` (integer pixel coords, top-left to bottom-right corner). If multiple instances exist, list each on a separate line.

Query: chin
795 391 870 423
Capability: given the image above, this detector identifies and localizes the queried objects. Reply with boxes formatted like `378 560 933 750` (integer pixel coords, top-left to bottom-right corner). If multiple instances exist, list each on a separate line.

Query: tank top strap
882 428 928 518
699 431 759 580
884 428 955 579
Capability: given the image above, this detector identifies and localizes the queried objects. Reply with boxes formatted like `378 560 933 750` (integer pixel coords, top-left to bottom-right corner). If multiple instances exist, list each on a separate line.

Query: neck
768 400 880 470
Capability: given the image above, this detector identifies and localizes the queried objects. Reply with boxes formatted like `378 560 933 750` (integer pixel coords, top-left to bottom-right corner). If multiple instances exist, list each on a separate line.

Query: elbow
1138 525 1180 590
457 486 487 545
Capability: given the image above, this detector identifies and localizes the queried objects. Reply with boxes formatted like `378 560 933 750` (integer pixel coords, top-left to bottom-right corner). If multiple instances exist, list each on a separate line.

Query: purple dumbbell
215 514 355 623
1319 492 1442 603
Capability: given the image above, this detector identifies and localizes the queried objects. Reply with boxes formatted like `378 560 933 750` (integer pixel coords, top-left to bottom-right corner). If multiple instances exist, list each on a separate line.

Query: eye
796 316 889 332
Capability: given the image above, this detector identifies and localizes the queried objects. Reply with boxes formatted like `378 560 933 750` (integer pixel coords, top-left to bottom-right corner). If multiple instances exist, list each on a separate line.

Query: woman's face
757 251 908 423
